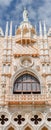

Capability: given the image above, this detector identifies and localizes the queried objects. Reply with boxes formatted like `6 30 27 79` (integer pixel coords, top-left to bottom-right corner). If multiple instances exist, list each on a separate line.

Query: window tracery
14 114 25 125
30 114 42 125
0 114 8 125
13 73 40 94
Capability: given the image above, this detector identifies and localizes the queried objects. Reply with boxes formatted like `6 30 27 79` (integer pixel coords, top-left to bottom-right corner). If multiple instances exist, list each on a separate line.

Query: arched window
13 73 41 94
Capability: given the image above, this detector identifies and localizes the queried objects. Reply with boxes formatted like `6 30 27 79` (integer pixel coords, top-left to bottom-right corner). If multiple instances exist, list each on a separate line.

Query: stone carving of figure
23 8 28 22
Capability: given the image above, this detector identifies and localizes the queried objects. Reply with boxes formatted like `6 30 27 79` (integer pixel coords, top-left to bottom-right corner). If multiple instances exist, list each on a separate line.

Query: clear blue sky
0 0 51 34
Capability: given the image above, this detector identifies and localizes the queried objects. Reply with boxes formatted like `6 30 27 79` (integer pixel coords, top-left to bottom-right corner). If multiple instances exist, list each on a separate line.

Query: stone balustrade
4 94 51 104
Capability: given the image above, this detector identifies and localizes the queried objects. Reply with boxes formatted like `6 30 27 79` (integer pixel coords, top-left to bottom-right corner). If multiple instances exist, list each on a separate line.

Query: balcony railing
4 93 51 105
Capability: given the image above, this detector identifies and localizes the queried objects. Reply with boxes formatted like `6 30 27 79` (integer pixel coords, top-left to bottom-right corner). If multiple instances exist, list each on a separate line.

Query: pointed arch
8 127 14 130
41 127 48 130
5 123 16 130
11 68 43 91
13 72 41 94
11 68 42 85
25 127 32 130
23 123 35 130
39 124 50 130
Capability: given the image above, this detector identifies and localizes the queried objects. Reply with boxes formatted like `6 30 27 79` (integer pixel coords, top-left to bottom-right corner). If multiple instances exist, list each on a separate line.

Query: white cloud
0 0 12 6
38 0 51 27
21 0 33 5
11 1 36 22
28 6 36 20
4 0 51 29
0 0 51 33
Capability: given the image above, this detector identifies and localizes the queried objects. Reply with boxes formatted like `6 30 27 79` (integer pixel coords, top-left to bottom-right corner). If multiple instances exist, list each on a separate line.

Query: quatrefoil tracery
30 114 42 125
47 117 51 122
0 114 8 125
0 112 51 126
13 114 42 125
46 113 51 124
14 114 25 125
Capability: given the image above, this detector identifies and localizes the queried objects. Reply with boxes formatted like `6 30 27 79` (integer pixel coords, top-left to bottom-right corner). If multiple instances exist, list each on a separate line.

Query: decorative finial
0 28 4 37
5 21 8 37
39 21 42 38
23 8 28 22
44 21 47 38
9 21 12 37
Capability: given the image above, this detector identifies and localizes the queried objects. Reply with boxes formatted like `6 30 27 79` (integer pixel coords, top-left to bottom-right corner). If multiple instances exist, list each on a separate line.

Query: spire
5 21 8 38
35 24 37 35
0 27 4 37
39 21 42 38
23 8 28 22
15 25 17 35
9 21 12 37
44 21 47 38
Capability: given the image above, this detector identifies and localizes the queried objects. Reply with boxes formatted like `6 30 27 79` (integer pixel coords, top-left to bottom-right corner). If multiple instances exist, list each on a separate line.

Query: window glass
23 83 26 91
13 73 40 94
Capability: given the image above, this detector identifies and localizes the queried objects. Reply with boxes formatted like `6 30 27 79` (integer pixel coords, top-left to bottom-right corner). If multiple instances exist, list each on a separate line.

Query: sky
0 0 51 35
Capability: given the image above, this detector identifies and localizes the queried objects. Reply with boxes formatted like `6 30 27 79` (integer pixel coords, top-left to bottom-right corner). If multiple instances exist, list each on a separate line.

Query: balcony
4 93 51 106
15 34 37 44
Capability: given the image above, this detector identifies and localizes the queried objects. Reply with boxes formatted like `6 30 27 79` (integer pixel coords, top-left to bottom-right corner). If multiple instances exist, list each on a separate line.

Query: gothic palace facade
0 9 51 130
